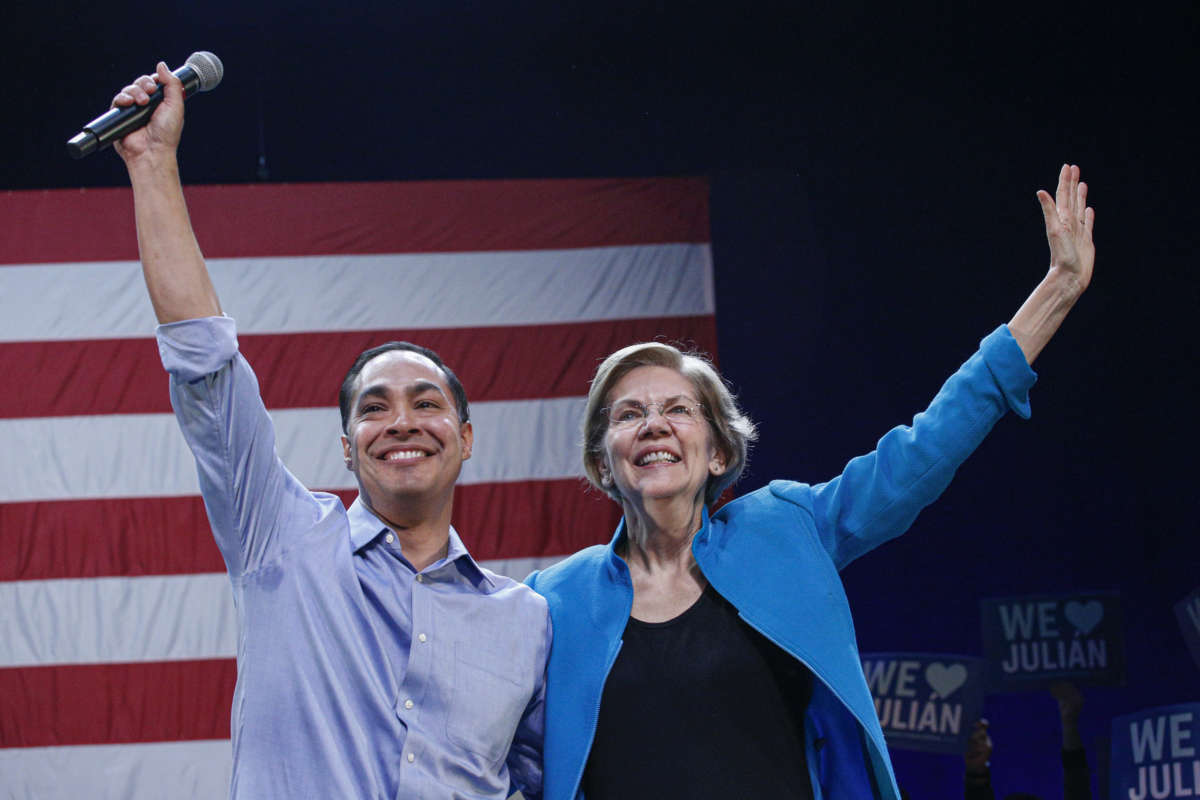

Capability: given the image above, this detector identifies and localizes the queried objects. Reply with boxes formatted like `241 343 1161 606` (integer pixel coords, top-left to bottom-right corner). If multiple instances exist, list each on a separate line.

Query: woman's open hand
1036 164 1095 297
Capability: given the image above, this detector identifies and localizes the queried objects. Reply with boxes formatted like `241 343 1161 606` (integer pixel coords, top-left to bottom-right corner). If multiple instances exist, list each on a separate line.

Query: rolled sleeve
156 315 239 380
982 324 1037 419
156 314 314 577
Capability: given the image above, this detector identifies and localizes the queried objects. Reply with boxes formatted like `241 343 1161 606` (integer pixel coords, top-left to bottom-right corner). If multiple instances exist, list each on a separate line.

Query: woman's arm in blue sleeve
809 326 1035 569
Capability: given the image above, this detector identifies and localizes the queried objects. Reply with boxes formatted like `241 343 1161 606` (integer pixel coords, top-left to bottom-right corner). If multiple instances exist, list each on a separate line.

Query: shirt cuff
981 324 1038 420
156 316 239 380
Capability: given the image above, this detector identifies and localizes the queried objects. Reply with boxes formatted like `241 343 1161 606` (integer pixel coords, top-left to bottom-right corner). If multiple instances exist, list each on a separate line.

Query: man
113 62 549 799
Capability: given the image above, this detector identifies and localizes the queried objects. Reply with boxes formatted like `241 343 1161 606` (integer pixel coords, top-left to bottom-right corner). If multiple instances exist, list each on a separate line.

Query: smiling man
111 63 550 800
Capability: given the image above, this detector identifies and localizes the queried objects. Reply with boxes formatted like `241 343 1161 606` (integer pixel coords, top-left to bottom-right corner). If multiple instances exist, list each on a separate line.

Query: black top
582 584 816 800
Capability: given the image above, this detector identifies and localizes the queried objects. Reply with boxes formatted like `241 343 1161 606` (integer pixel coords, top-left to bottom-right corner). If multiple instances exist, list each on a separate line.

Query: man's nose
387 407 419 433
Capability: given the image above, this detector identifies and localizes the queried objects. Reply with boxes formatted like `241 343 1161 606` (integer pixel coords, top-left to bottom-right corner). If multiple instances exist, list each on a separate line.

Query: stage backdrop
0 178 717 797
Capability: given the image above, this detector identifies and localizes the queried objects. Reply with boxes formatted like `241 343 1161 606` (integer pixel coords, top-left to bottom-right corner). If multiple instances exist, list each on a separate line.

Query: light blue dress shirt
158 316 550 800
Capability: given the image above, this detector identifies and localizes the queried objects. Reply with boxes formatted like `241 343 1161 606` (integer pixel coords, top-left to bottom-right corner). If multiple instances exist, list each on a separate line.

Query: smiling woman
582 342 756 510
526 166 1097 800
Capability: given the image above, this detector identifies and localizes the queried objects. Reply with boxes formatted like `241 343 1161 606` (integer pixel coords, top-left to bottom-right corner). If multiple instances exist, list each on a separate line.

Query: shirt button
407 752 415 763
418 633 427 643
416 574 424 583
404 699 414 709
385 533 394 544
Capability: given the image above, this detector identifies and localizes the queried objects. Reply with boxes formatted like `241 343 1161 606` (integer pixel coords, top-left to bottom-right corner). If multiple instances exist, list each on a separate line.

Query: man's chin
365 474 460 501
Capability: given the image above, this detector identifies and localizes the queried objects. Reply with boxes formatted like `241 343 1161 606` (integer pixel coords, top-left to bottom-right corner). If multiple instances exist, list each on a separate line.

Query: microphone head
185 51 224 92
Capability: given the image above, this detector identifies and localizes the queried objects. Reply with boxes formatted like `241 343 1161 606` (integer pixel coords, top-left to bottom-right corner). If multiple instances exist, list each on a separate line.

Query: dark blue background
7 3 1198 797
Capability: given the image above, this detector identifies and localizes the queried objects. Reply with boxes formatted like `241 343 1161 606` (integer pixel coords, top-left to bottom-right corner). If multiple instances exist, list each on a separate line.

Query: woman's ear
595 456 613 487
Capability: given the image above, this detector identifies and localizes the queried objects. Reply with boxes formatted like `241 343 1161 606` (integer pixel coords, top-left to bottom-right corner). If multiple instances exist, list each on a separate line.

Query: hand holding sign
964 719 992 778
1049 681 1085 752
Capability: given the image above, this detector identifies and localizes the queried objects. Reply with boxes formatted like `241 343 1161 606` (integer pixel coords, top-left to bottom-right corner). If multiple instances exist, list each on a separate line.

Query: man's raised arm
113 61 221 323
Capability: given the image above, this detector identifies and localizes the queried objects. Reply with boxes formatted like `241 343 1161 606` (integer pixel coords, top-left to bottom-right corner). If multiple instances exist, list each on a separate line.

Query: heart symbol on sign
1064 600 1104 635
925 663 968 699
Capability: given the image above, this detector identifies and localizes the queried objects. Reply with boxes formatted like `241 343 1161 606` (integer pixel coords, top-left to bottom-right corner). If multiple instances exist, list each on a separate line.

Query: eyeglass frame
599 399 708 431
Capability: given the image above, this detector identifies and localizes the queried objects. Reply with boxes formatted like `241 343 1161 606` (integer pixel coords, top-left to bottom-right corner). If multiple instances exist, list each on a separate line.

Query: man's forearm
127 152 221 323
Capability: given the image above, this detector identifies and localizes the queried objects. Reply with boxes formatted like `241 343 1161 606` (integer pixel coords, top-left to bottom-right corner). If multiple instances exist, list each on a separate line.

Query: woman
526 165 1095 800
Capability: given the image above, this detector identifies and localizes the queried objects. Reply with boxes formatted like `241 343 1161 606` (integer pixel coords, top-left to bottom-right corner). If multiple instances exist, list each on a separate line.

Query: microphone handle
67 65 202 159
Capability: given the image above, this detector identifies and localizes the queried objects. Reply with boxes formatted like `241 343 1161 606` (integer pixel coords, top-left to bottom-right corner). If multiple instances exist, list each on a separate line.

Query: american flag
0 178 716 797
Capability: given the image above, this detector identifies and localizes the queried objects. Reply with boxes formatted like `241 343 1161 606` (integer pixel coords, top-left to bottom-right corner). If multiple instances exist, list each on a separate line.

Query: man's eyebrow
357 380 449 407
355 384 390 407
406 380 448 400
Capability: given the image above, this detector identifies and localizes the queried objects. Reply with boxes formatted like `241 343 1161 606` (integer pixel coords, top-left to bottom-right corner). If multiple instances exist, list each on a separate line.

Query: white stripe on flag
0 397 586 503
0 574 236 668
2 559 566 668
477 554 567 582
1 244 714 342
0 740 232 800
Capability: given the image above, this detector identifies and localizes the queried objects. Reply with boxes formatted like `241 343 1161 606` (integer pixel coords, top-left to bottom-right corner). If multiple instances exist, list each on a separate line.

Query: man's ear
341 435 354 470
460 421 474 461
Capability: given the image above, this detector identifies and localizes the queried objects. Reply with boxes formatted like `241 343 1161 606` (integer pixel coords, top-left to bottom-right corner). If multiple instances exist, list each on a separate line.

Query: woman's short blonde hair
583 342 757 507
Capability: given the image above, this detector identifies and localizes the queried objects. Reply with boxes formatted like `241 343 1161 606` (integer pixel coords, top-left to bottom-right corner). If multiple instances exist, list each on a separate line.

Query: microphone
66 51 224 159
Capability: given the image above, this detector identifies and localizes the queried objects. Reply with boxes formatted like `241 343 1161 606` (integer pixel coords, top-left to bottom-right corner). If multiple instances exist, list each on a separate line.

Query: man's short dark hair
339 342 470 433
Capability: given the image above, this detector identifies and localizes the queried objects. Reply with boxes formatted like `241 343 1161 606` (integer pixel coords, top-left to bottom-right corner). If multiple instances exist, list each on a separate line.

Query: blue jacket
526 326 1036 800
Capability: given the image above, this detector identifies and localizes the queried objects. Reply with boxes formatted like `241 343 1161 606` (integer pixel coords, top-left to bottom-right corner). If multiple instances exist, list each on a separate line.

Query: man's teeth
384 450 427 461
637 451 680 466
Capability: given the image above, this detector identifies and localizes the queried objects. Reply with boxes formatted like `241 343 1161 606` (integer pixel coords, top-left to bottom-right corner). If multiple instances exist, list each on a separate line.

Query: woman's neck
620 495 710 622
621 494 705 573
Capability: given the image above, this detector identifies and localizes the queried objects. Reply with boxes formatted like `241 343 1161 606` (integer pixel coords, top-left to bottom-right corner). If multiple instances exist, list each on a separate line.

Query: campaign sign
980 592 1125 689
1173 588 1200 671
861 652 985 754
1110 703 1200 799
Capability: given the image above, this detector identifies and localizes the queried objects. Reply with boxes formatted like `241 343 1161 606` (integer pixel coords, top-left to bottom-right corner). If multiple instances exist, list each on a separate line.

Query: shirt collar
347 496 389 551
347 496 495 590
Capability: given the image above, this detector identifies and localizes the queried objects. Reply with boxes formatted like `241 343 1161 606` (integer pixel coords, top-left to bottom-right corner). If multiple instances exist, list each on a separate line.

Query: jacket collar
604 517 631 583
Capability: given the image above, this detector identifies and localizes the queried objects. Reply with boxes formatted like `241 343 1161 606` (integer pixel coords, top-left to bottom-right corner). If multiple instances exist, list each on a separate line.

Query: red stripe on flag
0 178 709 265
0 659 235 747
2 496 225 581
4 480 620 582
0 316 717 418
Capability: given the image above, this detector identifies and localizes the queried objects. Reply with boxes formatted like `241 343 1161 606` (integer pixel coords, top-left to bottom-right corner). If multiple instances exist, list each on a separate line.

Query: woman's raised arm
1007 163 1096 364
